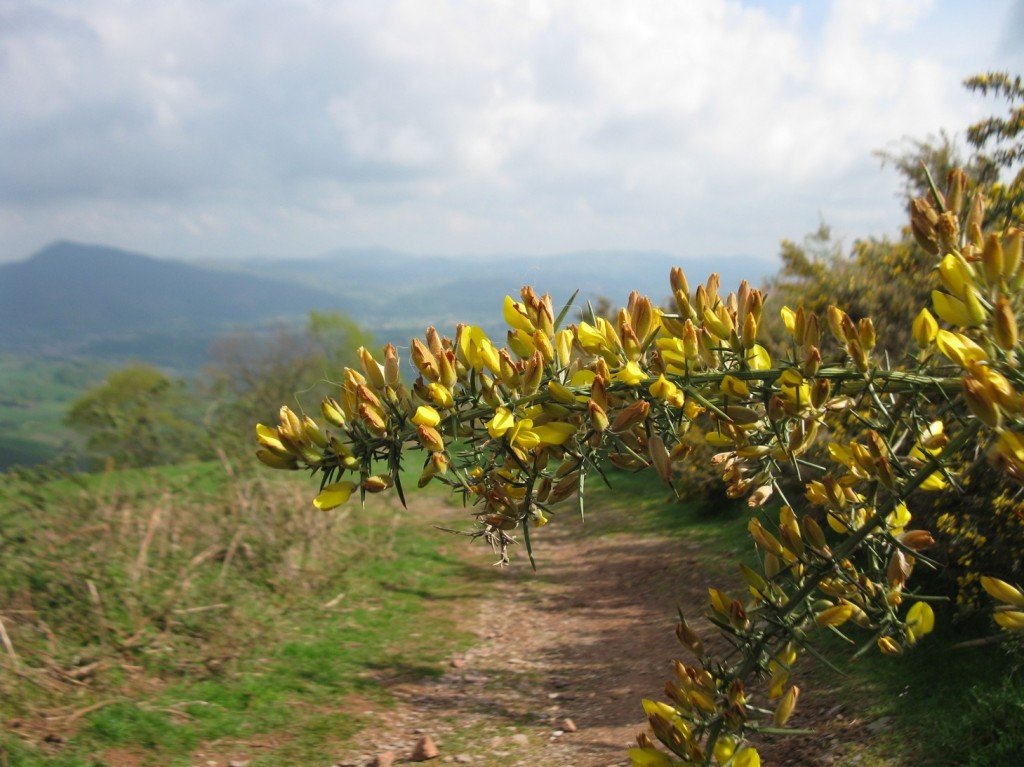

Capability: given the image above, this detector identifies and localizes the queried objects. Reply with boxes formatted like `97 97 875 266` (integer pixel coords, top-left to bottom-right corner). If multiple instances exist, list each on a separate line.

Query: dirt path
330 511 871 767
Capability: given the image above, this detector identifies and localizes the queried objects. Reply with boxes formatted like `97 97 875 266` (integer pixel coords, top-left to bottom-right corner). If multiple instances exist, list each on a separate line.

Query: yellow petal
628 748 675 767
906 601 935 641
412 405 441 427
614 360 648 386
747 343 771 371
981 576 1024 607
912 308 939 348
932 290 975 327
780 306 797 336
994 611 1024 630
934 329 988 367
313 481 356 510
733 747 762 767
487 407 515 438
529 421 577 446
503 295 536 334
721 374 750 398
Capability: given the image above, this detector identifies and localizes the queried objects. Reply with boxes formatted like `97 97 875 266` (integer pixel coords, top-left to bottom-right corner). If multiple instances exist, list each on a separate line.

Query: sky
2 0 1023 266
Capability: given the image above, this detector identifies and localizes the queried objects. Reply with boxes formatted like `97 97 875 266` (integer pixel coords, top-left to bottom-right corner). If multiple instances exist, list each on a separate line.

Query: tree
204 310 373 440
66 364 209 468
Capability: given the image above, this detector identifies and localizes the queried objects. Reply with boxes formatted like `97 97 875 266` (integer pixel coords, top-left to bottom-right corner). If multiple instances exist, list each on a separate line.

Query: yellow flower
503 295 536 334
615 360 648 386
427 382 455 409
487 407 515 438
905 601 935 643
460 325 501 374
508 419 541 449
528 421 576 446
886 502 911 534
412 405 441 427
747 343 771 371
938 253 976 298
313 481 356 510
934 329 987 368
932 289 979 327
577 319 615 355
721 374 750 398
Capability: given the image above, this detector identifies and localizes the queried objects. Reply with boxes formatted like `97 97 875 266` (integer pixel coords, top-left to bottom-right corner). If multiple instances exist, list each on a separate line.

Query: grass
5 455 1023 765
0 458 491 766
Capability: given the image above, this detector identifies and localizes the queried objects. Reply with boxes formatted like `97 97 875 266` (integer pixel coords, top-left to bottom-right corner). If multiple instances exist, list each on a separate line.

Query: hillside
0 241 348 358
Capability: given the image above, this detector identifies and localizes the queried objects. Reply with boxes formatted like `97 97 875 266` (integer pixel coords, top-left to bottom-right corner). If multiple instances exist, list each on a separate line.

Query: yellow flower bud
993 297 1018 352
982 233 1005 286
938 253 976 298
675 618 705 658
362 474 393 493
255 448 299 470
877 636 903 655
1004 228 1023 280
610 400 650 433
554 328 574 368
647 434 674 484
773 685 800 726
358 346 386 390
962 375 1002 429
858 317 876 351
411 337 440 381
302 415 327 449
912 308 938 349
533 329 555 365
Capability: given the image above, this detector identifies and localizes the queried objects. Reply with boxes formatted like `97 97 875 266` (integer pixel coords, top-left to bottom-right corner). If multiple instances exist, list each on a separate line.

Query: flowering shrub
255 166 1024 765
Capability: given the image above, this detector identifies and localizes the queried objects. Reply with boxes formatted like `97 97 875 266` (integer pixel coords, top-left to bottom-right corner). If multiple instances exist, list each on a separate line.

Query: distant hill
0 241 347 365
226 247 769 336
1 240 771 369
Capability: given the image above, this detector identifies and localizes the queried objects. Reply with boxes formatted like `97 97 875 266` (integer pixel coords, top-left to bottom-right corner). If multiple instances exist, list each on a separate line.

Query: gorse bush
256 79 1024 765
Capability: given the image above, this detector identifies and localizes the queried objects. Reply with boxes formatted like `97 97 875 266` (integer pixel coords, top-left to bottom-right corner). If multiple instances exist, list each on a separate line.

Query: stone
411 735 440 761
561 718 578 732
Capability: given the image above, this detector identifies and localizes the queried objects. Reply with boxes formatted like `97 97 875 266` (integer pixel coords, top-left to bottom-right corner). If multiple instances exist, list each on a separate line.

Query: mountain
1 240 771 368
0 241 347 364
226 247 768 333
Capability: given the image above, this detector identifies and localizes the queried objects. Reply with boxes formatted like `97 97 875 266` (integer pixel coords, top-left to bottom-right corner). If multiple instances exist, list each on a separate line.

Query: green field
0 354 109 470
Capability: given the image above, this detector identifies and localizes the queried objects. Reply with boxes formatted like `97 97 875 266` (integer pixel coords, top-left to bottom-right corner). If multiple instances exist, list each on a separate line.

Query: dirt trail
331 512 868 767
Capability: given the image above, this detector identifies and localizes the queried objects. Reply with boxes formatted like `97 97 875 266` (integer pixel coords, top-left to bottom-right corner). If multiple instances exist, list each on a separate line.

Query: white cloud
1 0 1022 263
